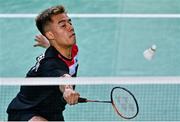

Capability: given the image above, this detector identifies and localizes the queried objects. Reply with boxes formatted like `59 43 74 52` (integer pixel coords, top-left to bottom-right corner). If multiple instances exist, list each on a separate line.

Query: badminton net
0 77 180 121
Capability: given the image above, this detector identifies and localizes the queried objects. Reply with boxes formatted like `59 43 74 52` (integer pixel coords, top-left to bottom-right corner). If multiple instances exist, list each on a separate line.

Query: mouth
69 33 75 38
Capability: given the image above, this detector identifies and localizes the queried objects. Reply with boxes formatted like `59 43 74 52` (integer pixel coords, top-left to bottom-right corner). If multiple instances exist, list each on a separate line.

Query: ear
45 31 54 40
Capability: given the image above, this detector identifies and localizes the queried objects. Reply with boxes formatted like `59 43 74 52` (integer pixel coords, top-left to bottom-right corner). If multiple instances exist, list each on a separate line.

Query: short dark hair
35 5 66 35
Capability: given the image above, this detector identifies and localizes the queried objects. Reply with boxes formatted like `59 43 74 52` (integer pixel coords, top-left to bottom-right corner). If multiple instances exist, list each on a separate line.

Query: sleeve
14 58 69 110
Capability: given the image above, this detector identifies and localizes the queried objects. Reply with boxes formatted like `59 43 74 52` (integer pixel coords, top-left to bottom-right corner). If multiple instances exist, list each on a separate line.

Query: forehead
51 13 69 23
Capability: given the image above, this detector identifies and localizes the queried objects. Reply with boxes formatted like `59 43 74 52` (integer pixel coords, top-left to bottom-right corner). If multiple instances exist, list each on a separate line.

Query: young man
7 5 80 121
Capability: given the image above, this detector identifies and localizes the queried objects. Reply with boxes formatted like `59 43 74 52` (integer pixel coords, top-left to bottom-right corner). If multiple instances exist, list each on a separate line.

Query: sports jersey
7 44 79 121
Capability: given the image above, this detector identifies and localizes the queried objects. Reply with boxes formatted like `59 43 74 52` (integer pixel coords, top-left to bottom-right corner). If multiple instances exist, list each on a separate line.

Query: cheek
54 31 64 39
57 29 68 37
52 28 69 41
52 27 64 37
56 32 69 43
61 32 69 40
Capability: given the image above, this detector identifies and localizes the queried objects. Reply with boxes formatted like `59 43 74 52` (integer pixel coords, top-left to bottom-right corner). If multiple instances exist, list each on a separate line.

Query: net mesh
0 77 180 121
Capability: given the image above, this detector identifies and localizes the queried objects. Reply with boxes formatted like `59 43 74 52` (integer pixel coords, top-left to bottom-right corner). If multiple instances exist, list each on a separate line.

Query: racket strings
112 87 138 119
118 96 135 112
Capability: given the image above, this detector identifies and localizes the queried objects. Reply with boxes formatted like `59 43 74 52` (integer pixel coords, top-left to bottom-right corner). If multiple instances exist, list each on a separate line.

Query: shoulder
26 47 69 77
39 57 68 71
40 46 68 69
44 46 59 58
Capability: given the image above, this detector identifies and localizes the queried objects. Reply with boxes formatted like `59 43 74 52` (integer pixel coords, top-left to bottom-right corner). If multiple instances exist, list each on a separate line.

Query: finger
34 38 41 43
71 93 80 104
35 35 42 39
33 43 40 47
35 37 40 41
67 94 75 105
75 93 80 103
76 92 80 97
35 35 43 42
40 34 45 39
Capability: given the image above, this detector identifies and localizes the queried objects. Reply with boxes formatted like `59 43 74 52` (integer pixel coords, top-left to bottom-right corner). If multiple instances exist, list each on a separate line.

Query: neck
55 46 72 59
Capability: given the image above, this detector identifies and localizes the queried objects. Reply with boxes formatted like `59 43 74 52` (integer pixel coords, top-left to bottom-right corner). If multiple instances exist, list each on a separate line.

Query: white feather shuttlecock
143 45 156 61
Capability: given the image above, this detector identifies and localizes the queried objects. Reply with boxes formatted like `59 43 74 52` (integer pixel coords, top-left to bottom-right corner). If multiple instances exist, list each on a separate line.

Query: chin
67 37 76 46
73 39 76 44
70 38 76 44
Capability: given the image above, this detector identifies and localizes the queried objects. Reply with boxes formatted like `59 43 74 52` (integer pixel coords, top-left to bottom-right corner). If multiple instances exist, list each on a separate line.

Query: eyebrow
58 18 71 24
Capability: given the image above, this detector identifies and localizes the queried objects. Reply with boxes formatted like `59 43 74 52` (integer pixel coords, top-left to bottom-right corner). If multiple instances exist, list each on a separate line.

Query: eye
59 23 66 28
61 24 66 27
69 21 72 25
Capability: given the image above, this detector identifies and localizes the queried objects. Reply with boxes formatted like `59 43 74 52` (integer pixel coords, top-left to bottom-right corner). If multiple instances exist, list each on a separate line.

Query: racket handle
78 97 87 103
61 97 87 103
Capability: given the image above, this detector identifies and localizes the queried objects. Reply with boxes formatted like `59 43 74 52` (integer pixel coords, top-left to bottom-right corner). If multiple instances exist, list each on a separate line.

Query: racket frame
110 87 139 119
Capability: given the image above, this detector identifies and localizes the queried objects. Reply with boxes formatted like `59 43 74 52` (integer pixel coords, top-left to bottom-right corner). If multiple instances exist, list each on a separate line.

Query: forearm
59 73 73 93
59 85 73 93
58 74 79 105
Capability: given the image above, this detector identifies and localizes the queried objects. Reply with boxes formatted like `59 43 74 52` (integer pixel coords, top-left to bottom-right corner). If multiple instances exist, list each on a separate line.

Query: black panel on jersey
7 46 77 121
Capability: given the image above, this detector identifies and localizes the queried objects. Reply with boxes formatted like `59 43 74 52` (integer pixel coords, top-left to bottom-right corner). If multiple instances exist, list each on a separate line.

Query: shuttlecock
143 44 156 61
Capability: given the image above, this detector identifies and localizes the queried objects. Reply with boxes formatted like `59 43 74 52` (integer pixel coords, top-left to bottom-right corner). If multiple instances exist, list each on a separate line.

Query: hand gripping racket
78 86 139 119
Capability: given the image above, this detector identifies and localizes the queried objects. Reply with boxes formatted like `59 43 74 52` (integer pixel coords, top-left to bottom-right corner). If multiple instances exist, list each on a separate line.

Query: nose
67 23 74 32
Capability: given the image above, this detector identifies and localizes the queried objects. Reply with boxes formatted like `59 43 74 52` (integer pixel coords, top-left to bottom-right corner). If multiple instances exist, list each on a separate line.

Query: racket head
111 87 139 119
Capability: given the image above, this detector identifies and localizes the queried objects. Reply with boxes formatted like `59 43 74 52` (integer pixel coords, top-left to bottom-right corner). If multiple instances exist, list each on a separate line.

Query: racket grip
78 97 87 103
61 97 87 103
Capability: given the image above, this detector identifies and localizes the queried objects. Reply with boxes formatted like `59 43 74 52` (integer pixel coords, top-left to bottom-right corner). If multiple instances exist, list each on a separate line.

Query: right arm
59 84 80 105
38 59 80 105
59 74 79 105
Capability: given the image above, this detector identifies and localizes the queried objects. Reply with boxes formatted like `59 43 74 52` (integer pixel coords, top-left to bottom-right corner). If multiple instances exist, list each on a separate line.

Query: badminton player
7 5 80 121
